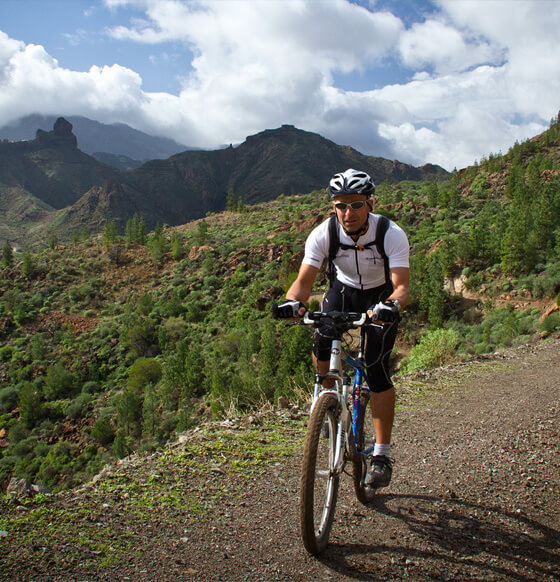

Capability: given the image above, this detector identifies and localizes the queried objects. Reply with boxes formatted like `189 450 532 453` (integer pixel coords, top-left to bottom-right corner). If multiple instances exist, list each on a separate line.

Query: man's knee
312 329 336 361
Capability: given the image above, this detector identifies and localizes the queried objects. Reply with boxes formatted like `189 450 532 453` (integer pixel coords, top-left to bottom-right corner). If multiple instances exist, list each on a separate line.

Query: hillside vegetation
0 116 559 492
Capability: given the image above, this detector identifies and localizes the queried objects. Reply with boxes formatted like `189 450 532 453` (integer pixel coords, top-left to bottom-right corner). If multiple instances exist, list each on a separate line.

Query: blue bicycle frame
345 350 375 459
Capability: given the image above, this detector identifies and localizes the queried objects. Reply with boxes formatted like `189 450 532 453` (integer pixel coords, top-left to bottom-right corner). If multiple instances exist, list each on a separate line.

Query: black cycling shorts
312 279 398 393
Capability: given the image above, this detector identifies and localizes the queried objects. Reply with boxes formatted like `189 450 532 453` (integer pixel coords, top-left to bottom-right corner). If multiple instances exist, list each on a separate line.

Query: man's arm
367 266 410 322
388 267 410 309
285 263 319 313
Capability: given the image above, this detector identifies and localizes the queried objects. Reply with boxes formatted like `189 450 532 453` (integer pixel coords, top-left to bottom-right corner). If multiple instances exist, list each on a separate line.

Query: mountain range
0 117 448 245
0 114 189 168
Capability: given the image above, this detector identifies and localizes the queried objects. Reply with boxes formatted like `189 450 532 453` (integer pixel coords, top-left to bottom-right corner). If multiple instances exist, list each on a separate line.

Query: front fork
309 340 351 475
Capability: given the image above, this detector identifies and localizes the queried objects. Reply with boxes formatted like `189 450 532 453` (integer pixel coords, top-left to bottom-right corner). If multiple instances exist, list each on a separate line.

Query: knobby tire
300 393 340 555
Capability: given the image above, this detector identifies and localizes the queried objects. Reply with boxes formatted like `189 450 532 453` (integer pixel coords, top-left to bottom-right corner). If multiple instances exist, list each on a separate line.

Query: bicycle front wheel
300 393 340 555
352 396 377 504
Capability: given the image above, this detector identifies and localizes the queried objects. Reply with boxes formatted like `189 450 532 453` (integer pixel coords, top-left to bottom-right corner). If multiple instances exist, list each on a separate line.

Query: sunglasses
334 200 369 211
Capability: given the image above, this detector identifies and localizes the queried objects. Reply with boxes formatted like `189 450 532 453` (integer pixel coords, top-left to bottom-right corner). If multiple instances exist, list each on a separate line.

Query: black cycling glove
272 300 306 319
369 300 400 322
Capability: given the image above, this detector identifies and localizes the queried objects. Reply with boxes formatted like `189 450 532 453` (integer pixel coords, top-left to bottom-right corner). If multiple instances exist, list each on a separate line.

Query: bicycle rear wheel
352 395 377 504
300 393 340 554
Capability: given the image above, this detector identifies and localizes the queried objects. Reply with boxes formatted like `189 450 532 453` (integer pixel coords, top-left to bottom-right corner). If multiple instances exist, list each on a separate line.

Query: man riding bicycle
275 168 410 488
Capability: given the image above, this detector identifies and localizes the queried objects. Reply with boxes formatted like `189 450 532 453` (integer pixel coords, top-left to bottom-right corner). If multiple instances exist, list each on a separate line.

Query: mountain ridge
0 114 189 162
0 119 449 245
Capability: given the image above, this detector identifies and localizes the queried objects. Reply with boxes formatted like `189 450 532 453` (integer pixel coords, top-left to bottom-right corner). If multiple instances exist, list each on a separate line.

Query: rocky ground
1 338 559 581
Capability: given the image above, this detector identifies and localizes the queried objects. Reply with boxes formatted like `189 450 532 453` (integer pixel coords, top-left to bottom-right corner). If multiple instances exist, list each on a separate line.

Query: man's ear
367 199 374 210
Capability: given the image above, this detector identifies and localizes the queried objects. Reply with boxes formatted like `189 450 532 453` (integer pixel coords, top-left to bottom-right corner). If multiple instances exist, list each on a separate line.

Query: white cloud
374 0 560 168
0 1 559 172
398 19 500 74
0 31 147 127
105 0 404 146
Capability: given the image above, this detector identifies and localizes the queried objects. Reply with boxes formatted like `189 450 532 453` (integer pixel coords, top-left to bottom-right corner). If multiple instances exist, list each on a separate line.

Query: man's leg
312 353 334 388
364 324 398 488
371 386 395 445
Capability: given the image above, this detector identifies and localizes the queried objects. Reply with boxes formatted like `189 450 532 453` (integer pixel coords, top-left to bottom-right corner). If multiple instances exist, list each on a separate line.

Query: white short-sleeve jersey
302 214 409 290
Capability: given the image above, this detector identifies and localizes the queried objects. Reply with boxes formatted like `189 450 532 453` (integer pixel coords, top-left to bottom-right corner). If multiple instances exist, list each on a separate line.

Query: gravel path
2 338 559 581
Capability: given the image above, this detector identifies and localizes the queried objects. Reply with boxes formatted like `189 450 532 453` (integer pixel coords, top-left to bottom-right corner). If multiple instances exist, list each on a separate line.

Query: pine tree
22 249 35 278
1 242 13 268
48 231 58 250
117 387 143 437
103 220 118 245
226 187 237 211
418 254 446 328
501 170 534 274
171 232 184 260
196 219 209 245
142 383 159 438
18 382 42 429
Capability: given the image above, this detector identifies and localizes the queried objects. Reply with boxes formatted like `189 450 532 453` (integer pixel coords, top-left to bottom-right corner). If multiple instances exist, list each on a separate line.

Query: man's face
332 194 372 234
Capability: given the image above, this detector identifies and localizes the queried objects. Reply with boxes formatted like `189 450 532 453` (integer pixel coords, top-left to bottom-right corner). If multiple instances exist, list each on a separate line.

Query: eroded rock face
53 117 74 137
35 117 78 148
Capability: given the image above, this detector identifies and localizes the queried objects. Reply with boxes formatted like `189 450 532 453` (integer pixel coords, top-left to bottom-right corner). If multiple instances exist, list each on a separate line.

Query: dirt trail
2 339 559 581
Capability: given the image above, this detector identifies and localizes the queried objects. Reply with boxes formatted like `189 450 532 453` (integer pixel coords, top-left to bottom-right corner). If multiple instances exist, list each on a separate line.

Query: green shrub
82 381 101 394
127 358 163 393
43 363 77 399
66 393 92 419
0 345 14 361
403 328 460 373
91 417 115 446
541 312 560 336
0 385 18 413
126 320 158 357
37 440 79 490
18 383 43 429
137 294 154 316
42 400 68 421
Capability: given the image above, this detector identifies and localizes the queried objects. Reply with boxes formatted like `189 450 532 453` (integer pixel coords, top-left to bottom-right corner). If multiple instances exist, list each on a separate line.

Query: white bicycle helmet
328 168 375 199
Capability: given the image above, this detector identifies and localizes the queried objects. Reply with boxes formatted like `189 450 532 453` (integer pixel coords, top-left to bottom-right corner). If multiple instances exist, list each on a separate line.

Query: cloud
0 1 559 172
103 0 405 147
398 19 501 74
374 0 560 168
0 30 147 126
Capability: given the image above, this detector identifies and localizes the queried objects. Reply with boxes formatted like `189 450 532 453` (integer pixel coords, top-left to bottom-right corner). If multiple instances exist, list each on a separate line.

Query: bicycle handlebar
302 311 369 328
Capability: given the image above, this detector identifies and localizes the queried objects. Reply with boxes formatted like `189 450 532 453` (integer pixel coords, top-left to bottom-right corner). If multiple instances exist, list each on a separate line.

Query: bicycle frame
308 323 374 475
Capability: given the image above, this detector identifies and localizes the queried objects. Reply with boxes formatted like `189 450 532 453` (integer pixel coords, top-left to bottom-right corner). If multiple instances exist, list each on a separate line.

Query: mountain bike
288 310 383 555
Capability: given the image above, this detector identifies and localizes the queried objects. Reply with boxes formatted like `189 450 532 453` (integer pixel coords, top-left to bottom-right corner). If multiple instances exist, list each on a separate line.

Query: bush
0 385 18 413
91 417 115 446
403 328 460 373
82 381 101 394
541 312 560 336
127 358 163 393
126 320 158 357
66 393 92 419
37 440 79 490
43 363 77 400
18 383 43 429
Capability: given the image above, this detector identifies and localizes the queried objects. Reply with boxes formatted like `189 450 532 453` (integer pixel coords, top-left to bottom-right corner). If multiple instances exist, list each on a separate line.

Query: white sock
374 443 391 459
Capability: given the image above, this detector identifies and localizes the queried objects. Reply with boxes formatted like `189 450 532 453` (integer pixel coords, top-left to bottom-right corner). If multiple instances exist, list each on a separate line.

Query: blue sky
0 0 559 170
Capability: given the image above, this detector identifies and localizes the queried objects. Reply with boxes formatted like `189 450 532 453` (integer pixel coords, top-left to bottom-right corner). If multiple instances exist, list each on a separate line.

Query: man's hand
368 300 399 322
272 300 306 319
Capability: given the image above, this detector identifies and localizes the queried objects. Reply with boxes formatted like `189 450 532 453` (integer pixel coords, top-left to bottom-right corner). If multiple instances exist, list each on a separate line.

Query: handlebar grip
271 302 279 319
